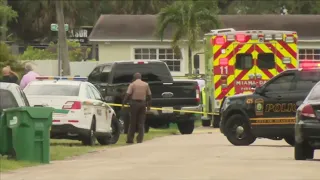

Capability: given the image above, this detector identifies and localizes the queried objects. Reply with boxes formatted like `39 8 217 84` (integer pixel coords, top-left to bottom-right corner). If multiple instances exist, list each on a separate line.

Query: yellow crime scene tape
106 103 215 115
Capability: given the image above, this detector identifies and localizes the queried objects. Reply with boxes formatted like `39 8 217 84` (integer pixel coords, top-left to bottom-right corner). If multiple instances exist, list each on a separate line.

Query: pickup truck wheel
284 137 295 146
145 124 150 133
98 116 121 145
82 118 96 146
295 141 314 160
225 114 256 146
177 121 194 134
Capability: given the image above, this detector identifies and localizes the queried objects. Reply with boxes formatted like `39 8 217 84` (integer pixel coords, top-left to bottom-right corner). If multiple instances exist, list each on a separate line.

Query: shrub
19 41 92 62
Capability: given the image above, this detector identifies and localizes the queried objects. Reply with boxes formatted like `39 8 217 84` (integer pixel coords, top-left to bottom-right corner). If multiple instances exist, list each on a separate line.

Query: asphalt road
1 127 320 180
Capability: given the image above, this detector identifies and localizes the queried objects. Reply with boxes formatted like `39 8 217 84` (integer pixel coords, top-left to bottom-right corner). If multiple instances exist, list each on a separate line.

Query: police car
23 76 121 146
219 62 320 146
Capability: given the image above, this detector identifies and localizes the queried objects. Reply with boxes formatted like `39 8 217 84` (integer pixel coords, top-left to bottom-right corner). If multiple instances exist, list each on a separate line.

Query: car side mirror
193 54 200 69
250 84 256 90
296 100 303 107
255 87 263 94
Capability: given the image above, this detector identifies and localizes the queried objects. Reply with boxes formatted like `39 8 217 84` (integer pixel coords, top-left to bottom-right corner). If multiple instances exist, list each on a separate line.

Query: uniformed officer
122 72 151 144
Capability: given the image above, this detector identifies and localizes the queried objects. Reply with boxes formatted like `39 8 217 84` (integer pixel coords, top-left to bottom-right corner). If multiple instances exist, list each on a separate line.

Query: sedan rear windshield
0 89 18 112
307 84 320 100
112 63 173 84
24 85 80 96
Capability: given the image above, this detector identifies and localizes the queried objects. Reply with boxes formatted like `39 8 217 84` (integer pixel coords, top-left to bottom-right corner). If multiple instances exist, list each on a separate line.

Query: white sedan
23 76 120 146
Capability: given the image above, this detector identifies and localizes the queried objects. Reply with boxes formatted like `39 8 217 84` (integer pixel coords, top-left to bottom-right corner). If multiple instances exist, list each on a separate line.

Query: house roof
89 14 320 42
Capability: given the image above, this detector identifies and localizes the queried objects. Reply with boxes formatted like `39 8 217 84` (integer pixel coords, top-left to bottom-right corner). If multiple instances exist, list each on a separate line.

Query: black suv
220 69 320 146
295 81 320 160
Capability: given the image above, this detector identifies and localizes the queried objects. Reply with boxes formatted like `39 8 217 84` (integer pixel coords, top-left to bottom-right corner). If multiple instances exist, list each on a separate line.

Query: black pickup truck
88 60 201 134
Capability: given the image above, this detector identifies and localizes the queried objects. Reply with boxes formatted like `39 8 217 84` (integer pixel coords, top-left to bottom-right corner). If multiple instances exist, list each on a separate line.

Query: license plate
162 107 173 113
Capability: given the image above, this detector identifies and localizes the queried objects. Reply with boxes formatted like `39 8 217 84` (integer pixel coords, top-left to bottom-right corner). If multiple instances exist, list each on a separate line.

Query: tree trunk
1 0 8 42
55 0 70 75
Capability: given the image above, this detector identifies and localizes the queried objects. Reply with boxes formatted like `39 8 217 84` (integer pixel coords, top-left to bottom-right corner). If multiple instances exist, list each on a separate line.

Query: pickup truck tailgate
150 81 199 107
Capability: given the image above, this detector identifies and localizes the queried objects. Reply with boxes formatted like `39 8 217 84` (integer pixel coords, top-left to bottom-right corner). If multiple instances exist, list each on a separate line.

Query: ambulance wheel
225 114 256 146
284 137 295 146
202 120 211 127
212 115 220 128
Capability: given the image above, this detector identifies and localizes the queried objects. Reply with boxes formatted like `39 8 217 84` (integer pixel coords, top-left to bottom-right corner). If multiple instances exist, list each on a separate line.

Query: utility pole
55 0 70 75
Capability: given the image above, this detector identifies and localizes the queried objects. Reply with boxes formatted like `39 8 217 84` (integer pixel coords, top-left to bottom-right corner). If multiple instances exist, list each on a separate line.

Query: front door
254 43 277 88
253 72 297 125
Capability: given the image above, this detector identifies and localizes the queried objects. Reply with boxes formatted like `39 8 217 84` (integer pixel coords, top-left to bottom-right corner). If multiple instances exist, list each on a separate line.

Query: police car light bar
36 76 88 81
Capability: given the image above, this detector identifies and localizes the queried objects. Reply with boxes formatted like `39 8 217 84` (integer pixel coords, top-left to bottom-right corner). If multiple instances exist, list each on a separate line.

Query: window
88 66 102 82
295 71 320 91
265 74 295 92
235 54 253 69
133 48 182 72
299 49 320 60
86 86 95 99
0 90 18 112
100 65 111 83
308 83 320 100
257 53 275 69
112 63 173 84
16 87 30 106
89 85 103 100
24 85 80 96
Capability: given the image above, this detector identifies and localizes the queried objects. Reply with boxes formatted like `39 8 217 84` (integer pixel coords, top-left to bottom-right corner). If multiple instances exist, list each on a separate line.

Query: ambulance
197 28 299 127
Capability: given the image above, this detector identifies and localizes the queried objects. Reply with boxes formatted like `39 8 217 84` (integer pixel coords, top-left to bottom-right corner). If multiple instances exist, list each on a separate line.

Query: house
89 14 320 76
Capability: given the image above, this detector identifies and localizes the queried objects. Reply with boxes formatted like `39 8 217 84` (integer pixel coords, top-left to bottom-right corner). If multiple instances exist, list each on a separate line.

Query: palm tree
155 0 220 75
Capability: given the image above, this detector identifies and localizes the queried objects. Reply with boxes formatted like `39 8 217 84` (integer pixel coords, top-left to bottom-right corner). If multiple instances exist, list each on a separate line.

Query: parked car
220 68 320 146
295 81 320 160
0 82 30 112
88 60 201 135
23 76 121 146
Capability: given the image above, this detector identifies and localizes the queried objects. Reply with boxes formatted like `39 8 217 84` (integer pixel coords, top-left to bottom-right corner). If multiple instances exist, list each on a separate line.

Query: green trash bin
0 112 14 156
4 107 54 163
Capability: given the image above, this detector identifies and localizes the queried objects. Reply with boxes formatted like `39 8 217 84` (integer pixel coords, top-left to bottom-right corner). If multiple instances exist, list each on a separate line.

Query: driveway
1 128 319 180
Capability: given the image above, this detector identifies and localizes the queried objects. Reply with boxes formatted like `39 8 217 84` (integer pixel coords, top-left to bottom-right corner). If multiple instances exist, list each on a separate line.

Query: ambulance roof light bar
36 76 88 81
210 28 235 34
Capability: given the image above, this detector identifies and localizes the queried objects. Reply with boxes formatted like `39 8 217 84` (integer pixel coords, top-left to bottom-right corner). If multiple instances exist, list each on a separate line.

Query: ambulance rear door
254 42 277 87
233 42 256 94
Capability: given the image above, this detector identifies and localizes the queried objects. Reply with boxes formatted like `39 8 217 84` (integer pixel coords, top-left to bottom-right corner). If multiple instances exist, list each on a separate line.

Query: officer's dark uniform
125 78 151 143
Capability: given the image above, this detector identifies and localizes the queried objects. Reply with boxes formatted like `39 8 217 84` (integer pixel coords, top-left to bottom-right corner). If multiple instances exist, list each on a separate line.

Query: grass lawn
0 121 189 172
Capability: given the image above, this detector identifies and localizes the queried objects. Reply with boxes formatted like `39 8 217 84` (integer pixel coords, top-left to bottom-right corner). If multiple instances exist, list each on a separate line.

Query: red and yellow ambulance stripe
212 33 298 103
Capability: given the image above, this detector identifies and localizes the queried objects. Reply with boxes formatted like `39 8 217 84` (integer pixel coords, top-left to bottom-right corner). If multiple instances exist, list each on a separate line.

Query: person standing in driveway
20 63 39 89
122 72 151 144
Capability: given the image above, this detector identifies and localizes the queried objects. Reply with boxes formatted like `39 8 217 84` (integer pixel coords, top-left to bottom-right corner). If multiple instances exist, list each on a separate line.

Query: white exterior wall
25 41 320 77
98 41 189 76
24 60 100 76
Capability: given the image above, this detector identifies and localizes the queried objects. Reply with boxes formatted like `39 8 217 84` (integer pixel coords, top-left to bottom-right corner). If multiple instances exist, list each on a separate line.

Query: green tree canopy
156 0 220 75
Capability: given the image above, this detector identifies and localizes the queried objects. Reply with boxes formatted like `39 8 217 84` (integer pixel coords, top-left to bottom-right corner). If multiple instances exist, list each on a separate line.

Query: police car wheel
82 118 96 146
284 137 295 146
97 116 121 145
294 141 314 160
225 114 256 146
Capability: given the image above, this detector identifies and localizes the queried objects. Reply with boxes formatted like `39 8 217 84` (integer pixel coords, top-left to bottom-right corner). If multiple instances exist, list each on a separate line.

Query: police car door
254 42 277 87
88 84 110 132
256 71 296 119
